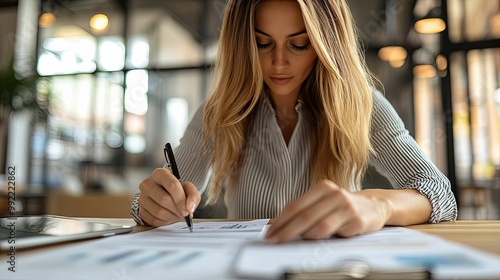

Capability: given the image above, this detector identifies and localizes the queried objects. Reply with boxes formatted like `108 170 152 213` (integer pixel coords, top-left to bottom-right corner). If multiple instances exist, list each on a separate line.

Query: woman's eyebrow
255 28 307 38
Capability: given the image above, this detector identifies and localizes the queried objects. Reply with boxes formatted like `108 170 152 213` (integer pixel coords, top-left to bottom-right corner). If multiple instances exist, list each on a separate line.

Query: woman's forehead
255 0 305 31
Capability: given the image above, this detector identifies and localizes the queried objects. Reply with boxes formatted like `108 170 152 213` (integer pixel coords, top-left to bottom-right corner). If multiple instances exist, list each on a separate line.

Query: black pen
164 143 194 233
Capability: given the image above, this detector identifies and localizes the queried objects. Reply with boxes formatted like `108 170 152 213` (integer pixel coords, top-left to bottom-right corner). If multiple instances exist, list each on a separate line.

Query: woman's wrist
357 189 394 225
358 188 432 226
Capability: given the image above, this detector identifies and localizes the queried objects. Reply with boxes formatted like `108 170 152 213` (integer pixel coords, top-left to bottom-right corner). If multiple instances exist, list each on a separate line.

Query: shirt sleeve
368 90 458 223
130 103 213 225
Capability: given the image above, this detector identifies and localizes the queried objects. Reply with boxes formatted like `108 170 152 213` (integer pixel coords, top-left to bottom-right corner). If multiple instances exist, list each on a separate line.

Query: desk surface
407 220 500 255
54 218 500 256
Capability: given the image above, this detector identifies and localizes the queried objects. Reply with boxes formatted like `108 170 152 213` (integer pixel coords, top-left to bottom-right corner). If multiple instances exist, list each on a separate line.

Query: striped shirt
131 90 458 225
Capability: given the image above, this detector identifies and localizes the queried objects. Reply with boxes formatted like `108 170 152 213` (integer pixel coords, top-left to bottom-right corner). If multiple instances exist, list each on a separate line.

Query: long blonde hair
203 0 378 204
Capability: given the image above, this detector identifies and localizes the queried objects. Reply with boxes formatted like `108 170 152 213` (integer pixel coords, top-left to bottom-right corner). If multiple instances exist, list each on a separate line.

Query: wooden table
407 220 500 255
98 219 500 255
34 218 500 256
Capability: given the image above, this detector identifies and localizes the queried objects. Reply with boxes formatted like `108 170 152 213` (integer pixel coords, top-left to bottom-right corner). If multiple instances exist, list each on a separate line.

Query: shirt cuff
130 190 149 226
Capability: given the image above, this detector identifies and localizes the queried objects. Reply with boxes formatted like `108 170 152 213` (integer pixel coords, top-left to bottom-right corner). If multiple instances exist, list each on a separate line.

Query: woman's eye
257 42 272 49
291 43 310 51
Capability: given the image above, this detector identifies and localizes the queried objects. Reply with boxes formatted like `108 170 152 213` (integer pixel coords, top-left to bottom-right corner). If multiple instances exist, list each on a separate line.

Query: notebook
0 215 132 250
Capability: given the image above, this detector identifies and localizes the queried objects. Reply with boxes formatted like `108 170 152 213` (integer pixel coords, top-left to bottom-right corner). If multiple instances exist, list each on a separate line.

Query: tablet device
0 215 133 250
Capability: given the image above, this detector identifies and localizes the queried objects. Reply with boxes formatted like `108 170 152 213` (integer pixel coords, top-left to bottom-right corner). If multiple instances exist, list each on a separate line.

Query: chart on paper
8 238 241 280
153 219 269 234
45 248 204 269
6 220 269 280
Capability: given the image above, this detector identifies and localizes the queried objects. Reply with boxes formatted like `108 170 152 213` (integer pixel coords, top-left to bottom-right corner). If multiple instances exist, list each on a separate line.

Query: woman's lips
270 76 293 85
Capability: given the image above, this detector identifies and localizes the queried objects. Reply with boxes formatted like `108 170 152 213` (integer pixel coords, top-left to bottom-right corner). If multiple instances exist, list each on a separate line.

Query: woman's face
255 0 317 100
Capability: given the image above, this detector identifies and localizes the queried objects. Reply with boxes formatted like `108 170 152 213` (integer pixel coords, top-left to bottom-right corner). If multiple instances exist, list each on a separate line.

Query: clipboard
282 259 431 279
231 238 432 280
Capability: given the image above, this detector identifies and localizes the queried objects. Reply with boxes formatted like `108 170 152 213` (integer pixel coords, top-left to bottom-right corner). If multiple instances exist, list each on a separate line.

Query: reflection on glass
106 130 123 148
128 34 149 68
31 0 214 184
125 113 146 134
47 139 65 160
468 49 497 181
452 49 500 185
125 70 149 115
0 216 115 235
413 72 446 172
38 27 97 75
97 36 125 71
150 14 203 67
49 75 93 121
124 134 146 154
450 52 472 184
95 73 124 125
448 0 500 42
414 77 434 159
36 74 125 189
166 98 188 148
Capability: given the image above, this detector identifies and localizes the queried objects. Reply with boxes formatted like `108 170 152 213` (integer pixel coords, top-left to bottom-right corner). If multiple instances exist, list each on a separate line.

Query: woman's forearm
358 188 432 226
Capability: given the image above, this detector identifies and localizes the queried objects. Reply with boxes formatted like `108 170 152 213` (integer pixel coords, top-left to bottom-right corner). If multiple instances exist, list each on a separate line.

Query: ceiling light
389 60 406 68
378 46 408 65
414 7 446 34
39 12 56 28
490 11 500 37
413 65 437 79
436 54 448 71
90 14 109 33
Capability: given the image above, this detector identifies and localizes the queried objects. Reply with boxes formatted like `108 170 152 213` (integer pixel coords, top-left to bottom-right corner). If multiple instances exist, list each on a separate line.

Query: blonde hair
203 0 378 204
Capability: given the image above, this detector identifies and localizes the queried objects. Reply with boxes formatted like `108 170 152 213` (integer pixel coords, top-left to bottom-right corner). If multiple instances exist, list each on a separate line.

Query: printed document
233 226 500 279
2 221 500 280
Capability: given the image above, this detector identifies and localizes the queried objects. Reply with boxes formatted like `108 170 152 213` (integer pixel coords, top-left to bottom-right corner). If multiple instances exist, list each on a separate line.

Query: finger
183 181 201 214
140 205 183 227
140 176 184 218
151 168 189 216
335 196 383 237
301 211 347 240
335 220 365 237
267 180 339 238
139 204 169 227
268 190 346 243
139 194 182 225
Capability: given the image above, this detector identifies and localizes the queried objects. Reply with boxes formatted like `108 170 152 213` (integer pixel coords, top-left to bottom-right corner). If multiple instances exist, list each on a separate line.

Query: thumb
183 181 201 214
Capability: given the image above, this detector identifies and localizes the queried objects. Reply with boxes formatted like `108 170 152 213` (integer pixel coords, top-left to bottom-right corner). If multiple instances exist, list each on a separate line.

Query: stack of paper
232 227 500 280
2 219 269 280
2 220 500 280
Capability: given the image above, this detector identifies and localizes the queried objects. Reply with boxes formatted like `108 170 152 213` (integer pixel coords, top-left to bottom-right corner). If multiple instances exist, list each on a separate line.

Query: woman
131 0 457 243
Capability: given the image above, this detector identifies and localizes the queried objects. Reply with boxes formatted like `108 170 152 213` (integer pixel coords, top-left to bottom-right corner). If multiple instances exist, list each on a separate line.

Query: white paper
1 219 269 280
150 219 270 237
3 222 500 280
232 227 500 280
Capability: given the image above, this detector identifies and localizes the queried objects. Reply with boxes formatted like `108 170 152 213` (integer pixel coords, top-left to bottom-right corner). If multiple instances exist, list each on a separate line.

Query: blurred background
0 0 499 220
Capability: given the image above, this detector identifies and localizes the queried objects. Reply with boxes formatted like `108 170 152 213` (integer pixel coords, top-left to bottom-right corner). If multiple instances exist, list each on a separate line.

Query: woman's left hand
265 179 393 243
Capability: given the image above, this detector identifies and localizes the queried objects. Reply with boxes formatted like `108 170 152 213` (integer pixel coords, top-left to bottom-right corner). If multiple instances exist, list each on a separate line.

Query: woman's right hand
138 168 201 227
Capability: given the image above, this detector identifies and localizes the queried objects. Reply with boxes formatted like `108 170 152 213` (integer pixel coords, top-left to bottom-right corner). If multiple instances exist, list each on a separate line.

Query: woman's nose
272 46 289 70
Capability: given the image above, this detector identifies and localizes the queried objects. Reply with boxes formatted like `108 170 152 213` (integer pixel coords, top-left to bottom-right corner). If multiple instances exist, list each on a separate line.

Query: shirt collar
261 93 305 115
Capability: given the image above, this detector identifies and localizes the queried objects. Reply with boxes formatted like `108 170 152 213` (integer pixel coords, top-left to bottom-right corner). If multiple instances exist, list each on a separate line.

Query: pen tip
189 227 193 233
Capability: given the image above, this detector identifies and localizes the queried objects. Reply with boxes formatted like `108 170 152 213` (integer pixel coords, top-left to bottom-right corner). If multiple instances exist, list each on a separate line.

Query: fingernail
189 202 196 214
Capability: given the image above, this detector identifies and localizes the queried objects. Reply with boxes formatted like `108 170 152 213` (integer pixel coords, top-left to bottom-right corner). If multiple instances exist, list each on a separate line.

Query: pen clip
164 143 181 180
163 145 171 168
